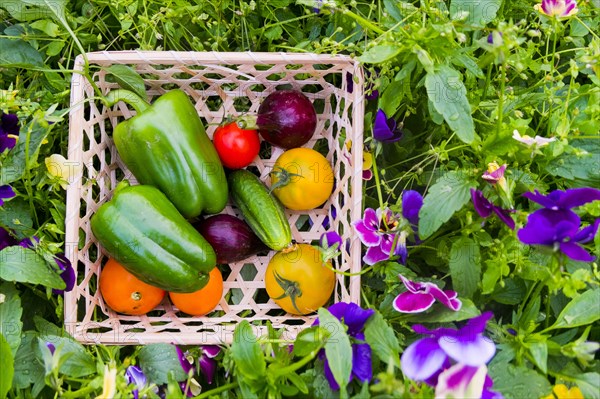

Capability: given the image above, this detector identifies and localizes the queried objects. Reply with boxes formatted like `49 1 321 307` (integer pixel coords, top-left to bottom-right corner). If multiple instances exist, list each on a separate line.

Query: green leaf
231 320 266 380
12 332 45 394
418 171 476 238
265 25 283 41
425 65 475 144
527 340 548 374
364 312 401 369
318 308 352 394
449 237 481 298
0 199 35 239
403 298 480 323
0 119 50 185
105 64 148 102
548 289 600 330
0 334 14 399
139 343 187 385
0 38 44 68
0 247 65 289
0 282 23 357
29 19 61 37
450 0 501 29
380 80 406 117
489 363 551 399
573 373 600 399
292 326 329 357
358 45 402 64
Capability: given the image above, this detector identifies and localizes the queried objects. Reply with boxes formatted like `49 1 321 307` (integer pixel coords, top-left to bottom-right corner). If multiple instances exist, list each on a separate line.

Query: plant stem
193 382 239 399
497 65 506 137
371 152 385 210
342 10 385 35
272 350 321 378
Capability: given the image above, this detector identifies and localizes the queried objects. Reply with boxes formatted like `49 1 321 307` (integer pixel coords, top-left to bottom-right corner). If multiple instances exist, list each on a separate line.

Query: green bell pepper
90 181 216 293
106 89 227 218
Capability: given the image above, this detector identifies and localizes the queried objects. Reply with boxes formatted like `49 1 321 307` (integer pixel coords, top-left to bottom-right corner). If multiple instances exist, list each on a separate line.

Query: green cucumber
228 170 293 251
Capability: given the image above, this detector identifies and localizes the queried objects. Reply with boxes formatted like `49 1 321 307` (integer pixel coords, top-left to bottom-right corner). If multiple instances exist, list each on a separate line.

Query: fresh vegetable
265 244 335 315
213 121 260 169
194 214 267 264
90 180 216 293
99 258 165 315
246 90 317 149
169 267 223 316
228 169 293 251
270 147 334 210
105 89 228 218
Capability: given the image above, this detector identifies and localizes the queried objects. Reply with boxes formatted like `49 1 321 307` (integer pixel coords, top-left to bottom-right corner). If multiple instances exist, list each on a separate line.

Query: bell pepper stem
104 89 151 114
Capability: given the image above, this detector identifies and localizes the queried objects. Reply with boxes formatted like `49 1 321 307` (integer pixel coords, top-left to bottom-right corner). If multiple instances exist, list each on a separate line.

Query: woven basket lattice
64 51 365 345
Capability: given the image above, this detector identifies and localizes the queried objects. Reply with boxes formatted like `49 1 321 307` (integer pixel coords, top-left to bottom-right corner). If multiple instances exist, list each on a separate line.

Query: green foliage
138 343 187 385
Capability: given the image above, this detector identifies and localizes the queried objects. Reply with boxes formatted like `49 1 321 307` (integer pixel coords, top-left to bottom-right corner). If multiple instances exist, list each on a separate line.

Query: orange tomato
99 258 165 315
169 267 223 316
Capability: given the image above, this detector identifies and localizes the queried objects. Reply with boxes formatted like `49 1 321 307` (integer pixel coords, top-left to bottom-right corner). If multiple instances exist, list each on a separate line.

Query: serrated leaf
0 334 14 399
105 64 148 101
0 38 44 68
418 171 476 238
548 289 600 330
358 45 402 64
318 308 352 393
139 343 187 385
449 237 481 298
0 282 23 357
450 0 501 28
364 312 401 369
265 25 283 41
0 119 50 185
0 247 65 289
231 321 266 381
425 65 475 143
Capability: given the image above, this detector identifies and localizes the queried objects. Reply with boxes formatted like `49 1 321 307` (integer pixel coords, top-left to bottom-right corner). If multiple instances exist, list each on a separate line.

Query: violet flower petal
363 245 389 265
46 342 56 355
342 302 375 337
402 190 423 228
573 219 600 244
435 364 486 399
373 109 403 143
320 231 343 251
175 346 194 375
471 189 494 218
0 185 16 206
323 358 340 390
524 188 600 210
199 356 217 384
201 345 221 358
0 135 17 152
401 337 448 381
428 287 462 311
52 253 76 295
126 365 147 399
325 302 349 322
352 343 372 383
393 291 436 313
517 209 580 245
398 274 424 293
464 311 495 335
0 113 19 135
559 242 595 262
0 228 17 250
491 206 515 230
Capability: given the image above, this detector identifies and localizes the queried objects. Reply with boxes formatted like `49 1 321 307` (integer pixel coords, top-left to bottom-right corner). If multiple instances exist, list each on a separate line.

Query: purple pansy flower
482 163 506 185
46 342 56 355
320 231 343 251
470 189 515 230
346 70 379 100
534 0 578 18
314 302 375 390
198 345 221 385
0 185 16 206
435 364 504 399
373 109 403 143
353 191 423 265
0 113 19 152
393 275 462 313
487 31 503 45
401 312 496 383
518 209 600 262
126 366 147 399
175 346 195 376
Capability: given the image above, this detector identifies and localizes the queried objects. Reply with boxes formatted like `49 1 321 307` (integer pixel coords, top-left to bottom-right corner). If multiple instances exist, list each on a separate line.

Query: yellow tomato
270 148 334 210
265 244 335 315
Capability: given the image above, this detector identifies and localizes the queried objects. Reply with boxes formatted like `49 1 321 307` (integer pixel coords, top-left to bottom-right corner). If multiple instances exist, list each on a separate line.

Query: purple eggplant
194 214 268 264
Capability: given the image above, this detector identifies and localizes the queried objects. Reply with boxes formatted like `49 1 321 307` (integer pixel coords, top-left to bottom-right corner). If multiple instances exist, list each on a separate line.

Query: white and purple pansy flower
313 302 375 391
401 312 496 383
353 191 423 265
393 274 462 314
198 345 221 385
534 0 578 18
435 364 504 399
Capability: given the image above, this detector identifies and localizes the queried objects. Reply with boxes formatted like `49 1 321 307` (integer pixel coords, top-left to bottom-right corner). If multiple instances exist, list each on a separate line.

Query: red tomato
213 122 260 169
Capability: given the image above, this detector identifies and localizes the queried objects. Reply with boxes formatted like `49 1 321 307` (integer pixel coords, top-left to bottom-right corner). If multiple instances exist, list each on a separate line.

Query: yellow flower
45 154 83 189
541 384 584 399
96 365 117 399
